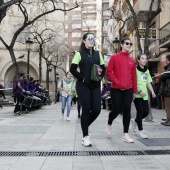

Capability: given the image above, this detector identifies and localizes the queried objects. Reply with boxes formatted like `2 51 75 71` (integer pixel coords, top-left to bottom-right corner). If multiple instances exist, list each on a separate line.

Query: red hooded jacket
106 51 137 93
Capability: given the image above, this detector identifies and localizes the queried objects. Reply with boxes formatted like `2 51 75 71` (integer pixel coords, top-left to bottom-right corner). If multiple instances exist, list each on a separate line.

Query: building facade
108 0 170 76
64 0 110 66
0 2 66 96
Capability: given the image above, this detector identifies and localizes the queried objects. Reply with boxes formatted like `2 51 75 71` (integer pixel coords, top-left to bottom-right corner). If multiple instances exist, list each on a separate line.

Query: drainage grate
0 150 169 157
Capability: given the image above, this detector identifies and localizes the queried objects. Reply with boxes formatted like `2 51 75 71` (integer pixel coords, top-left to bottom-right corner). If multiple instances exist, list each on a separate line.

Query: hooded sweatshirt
106 51 137 93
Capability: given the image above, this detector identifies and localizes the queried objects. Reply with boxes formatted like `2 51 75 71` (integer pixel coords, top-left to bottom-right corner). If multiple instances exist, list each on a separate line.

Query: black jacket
160 63 170 97
70 48 105 88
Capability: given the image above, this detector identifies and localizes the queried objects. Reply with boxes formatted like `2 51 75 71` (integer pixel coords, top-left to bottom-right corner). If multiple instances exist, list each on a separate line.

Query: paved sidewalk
0 102 170 170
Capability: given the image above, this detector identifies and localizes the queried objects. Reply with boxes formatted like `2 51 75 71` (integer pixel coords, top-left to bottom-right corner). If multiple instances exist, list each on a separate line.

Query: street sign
138 28 157 40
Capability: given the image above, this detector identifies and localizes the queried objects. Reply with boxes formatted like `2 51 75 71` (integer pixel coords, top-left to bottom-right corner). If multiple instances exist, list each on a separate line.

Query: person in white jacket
57 72 75 121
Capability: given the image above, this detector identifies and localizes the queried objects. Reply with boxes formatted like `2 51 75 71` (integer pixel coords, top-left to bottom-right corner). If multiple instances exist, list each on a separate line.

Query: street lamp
112 37 120 54
25 37 34 80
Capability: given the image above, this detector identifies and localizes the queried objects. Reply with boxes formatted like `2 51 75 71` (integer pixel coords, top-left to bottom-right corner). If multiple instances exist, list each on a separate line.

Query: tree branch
0 0 22 11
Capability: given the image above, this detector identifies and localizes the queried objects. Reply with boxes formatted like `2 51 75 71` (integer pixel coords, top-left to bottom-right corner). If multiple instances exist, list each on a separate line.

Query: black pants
134 98 149 131
76 85 101 137
14 93 24 113
102 98 106 109
77 97 81 116
0 91 6 99
108 88 133 133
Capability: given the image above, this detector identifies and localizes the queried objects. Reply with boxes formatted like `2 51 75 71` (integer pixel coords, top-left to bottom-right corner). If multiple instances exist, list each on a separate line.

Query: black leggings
134 98 149 131
77 97 81 116
76 85 101 137
108 88 133 133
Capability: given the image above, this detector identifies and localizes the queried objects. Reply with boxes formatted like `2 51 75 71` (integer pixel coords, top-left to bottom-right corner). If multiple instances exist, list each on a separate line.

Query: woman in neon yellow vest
57 72 75 121
131 54 156 139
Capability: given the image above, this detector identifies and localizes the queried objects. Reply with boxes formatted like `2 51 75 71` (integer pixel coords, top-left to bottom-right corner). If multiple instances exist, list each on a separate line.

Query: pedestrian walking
105 37 137 143
56 91 60 102
0 84 6 99
74 90 81 118
14 73 25 115
12 77 17 104
70 32 106 147
160 54 170 126
154 78 162 109
101 84 107 109
57 72 75 121
131 54 156 138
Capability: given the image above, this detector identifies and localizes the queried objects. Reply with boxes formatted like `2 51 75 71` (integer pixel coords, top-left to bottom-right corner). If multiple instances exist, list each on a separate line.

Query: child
131 53 156 138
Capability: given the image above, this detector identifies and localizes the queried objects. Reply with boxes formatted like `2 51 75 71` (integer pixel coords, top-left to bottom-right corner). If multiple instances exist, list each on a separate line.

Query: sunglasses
86 37 96 42
124 42 133 46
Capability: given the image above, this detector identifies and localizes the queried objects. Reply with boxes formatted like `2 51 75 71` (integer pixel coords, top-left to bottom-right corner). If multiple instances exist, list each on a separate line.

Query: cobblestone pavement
0 102 170 170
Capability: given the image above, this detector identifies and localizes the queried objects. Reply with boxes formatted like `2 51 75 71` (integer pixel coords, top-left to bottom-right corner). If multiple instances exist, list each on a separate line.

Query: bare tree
0 0 22 10
0 0 79 75
0 0 23 22
125 0 162 56
42 41 68 91
31 22 61 82
109 7 133 46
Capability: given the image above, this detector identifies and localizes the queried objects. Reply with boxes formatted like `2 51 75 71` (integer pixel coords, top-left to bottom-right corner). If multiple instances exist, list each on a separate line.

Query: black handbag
89 56 102 82
91 64 100 82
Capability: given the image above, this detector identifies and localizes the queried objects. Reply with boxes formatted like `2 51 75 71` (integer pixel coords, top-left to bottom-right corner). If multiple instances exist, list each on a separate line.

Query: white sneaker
66 117 70 121
105 123 112 136
81 136 92 147
62 114 64 118
122 133 134 143
131 119 137 132
138 130 148 139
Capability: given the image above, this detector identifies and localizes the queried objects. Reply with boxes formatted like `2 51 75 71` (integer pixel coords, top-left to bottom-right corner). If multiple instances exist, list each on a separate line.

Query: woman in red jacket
105 37 137 143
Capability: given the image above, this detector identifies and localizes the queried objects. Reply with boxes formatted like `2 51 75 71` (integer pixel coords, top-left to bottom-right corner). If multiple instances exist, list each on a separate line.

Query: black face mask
137 65 147 72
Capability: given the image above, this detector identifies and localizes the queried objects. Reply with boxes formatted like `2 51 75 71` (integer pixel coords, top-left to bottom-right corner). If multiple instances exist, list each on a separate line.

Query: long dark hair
79 32 94 51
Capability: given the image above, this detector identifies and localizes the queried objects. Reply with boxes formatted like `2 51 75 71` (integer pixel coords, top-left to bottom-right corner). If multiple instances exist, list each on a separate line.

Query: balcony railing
127 17 134 31
134 0 158 17
84 0 96 3
159 21 170 48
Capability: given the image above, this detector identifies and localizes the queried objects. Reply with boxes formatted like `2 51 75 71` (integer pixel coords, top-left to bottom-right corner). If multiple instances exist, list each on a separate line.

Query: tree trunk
39 45 43 82
46 64 49 91
9 48 19 76
125 0 142 54
54 66 57 104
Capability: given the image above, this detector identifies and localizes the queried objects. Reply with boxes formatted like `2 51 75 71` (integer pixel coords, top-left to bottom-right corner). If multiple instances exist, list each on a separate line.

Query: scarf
63 77 74 84
137 65 147 73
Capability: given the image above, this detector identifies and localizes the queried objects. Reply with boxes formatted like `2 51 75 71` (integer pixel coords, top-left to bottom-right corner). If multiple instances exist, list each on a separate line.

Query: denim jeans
156 94 162 109
61 96 72 117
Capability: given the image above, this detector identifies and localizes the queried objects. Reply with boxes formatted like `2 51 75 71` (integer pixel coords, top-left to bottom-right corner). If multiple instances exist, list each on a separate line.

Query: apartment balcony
159 21 170 48
83 0 96 4
127 17 134 31
82 26 97 31
134 0 158 21
82 9 96 14
134 0 158 22
103 10 110 17
114 11 122 20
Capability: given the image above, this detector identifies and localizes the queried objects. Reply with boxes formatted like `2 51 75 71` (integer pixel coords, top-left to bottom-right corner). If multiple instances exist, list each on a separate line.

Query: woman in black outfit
70 32 105 147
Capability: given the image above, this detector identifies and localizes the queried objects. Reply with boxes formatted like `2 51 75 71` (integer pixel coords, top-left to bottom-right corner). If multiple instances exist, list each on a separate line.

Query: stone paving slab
0 103 170 169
